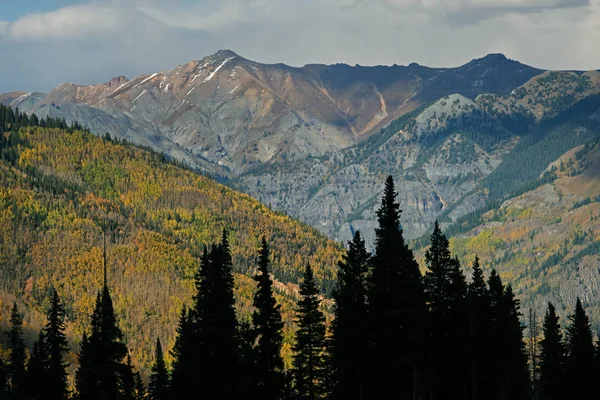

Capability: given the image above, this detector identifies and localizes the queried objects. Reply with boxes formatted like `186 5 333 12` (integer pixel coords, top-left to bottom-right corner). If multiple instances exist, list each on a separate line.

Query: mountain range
2 51 600 325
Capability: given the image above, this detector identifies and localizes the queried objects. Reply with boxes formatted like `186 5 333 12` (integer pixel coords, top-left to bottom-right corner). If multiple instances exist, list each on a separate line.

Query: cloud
0 0 599 93
5 5 153 41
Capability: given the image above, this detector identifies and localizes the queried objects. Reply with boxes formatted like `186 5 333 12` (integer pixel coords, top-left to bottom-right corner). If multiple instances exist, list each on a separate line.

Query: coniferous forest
1 104 600 399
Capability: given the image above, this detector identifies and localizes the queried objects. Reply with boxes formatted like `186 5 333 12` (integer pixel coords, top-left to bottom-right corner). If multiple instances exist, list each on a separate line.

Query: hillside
437 140 600 327
0 122 342 374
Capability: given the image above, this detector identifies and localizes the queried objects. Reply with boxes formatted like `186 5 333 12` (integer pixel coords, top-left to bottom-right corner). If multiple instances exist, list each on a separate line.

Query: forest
1 105 599 399
0 175 596 400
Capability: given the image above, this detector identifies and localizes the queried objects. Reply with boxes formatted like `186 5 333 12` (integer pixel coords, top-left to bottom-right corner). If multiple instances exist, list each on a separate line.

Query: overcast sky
1 0 598 92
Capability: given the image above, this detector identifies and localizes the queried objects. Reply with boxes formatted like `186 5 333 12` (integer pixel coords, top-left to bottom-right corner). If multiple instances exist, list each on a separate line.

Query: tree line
0 177 597 399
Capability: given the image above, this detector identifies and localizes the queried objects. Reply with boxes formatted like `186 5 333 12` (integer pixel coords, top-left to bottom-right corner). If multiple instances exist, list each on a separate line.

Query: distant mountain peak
210 49 241 60
106 76 129 87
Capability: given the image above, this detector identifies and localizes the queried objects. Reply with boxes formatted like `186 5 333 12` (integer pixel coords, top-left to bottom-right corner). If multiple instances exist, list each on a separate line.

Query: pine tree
76 285 129 400
251 237 285 399
466 256 492 400
6 302 27 395
170 307 194 400
565 298 595 400
293 263 327 400
367 176 430 399
26 331 48 399
538 302 565 400
149 339 170 400
194 231 240 399
331 230 370 400
44 289 70 400
423 221 468 400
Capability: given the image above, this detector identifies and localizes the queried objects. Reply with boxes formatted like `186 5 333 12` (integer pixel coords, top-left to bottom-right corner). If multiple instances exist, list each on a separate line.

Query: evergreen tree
331 230 370 400
26 331 48 399
76 284 129 400
565 298 595 400
43 289 70 400
367 176 430 400
194 231 240 399
149 339 170 400
293 263 327 400
169 307 194 400
423 221 468 400
6 302 27 395
120 355 137 400
538 302 565 400
251 237 285 399
133 372 146 400
488 271 530 400
466 256 492 400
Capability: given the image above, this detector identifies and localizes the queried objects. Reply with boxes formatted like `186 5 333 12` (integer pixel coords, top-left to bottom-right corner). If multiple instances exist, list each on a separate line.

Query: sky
1 0 599 92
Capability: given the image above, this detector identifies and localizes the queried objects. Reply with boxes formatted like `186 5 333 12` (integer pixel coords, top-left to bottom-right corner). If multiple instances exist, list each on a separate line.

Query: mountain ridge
0 50 546 176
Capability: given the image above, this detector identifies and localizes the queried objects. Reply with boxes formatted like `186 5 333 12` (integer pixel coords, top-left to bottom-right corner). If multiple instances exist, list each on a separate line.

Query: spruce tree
76 285 129 400
170 307 194 400
423 221 468 400
251 237 285 399
293 263 327 400
466 256 491 400
26 331 48 399
538 302 565 400
565 298 595 400
331 230 370 400
194 231 240 399
488 271 530 400
367 176 430 399
120 355 137 400
149 339 170 400
44 289 70 400
133 372 146 400
6 302 27 395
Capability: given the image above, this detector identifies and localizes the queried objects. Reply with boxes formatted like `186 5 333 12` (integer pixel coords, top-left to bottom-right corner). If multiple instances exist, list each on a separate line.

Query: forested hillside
0 104 342 375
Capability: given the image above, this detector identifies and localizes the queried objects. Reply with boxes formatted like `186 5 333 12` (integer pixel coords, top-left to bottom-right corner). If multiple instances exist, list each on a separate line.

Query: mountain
3 51 600 327
0 121 341 374
1 51 542 177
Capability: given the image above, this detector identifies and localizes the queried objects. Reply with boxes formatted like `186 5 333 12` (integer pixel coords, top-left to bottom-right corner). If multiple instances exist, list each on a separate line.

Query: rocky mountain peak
106 76 129 88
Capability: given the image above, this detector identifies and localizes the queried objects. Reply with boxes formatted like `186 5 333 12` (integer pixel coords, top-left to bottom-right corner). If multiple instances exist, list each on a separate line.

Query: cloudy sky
1 0 598 92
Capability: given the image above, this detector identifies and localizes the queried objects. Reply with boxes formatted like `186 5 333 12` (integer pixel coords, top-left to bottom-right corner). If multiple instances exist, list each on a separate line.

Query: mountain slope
0 125 342 373
438 140 600 327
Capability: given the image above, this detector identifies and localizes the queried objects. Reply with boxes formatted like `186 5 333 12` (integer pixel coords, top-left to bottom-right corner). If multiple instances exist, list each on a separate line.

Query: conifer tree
170 307 194 400
6 302 27 395
367 176 430 399
488 271 530 400
565 298 595 400
466 256 491 400
149 339 170 400
43 289 70 400
293 263 327 400
538 302 565 400
423 221 468 400
331 230 370 400
26 331 48 399
133 372 146 400
76 285 129 400
120 355 137 400
194 231 240 399
251 237 285 399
